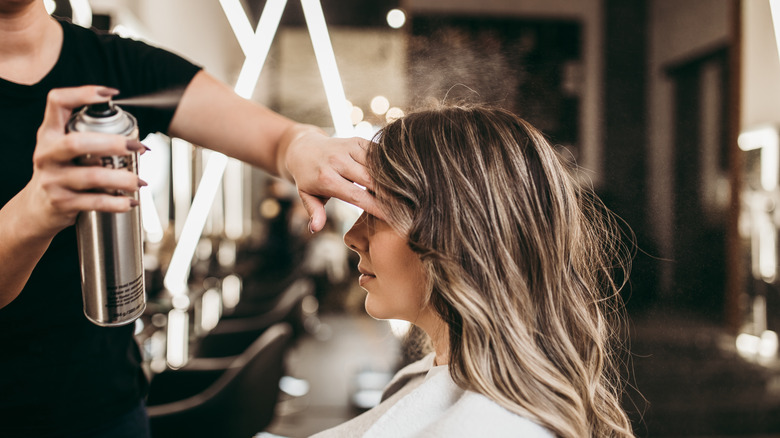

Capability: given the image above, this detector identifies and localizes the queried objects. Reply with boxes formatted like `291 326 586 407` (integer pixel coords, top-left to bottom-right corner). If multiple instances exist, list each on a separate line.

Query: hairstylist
0 1 376 437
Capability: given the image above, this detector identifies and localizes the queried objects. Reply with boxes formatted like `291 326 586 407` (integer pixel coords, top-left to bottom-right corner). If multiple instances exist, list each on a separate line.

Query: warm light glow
149 330 167 373
217 239 237 267
388 319 411 338
350 106 365 125
134 318 144 336
301 0 354 137
140 187 164 243
354 121 376 140
200 288 222 332
736 330 779 360
738 126 779 191
221 0 288 98
280 376 311 397
69 0 92 27
260 198 281 219
770 0 780 68
166 0 351 296
172 294 191 310
166 309 189 369
758 216 777 282
139 134 171 238
370 96 390 115
224 158 244 239
171 138 192 239
386 107 404 123
737 333 760 356
164 153 228 296
44 0 55 15
760 330 779 358
219 0 259 55
222 274 242 310
386 8 406 29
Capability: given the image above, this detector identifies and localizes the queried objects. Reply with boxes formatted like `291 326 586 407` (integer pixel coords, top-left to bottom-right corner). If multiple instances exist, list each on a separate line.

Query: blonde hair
369 104 634 437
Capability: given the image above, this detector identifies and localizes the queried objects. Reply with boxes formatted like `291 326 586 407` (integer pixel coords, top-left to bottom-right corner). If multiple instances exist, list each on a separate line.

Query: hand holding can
65 93 147 327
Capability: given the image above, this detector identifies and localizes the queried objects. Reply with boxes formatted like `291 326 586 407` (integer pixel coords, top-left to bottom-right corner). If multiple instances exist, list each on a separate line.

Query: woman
317 104 634 437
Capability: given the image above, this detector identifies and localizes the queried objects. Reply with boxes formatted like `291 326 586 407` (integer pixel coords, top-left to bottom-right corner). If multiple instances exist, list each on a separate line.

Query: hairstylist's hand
284 128 382 233
24 85 147 238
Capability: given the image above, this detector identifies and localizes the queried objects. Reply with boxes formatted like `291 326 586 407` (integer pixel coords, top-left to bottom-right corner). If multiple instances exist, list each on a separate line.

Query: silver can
66 101 146 327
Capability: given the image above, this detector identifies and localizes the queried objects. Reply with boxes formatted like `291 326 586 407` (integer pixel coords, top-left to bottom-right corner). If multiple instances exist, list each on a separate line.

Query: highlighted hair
369 104 634 438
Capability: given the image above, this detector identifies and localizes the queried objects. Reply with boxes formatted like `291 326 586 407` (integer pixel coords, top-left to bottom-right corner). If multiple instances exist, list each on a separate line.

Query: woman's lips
358 273 376 287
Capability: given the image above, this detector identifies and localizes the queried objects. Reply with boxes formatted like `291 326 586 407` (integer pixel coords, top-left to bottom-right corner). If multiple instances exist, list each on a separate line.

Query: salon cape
311 353 553 438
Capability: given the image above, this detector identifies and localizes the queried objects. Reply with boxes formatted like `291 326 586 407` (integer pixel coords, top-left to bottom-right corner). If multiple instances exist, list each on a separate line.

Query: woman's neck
416 312 450 366
0 2 63 84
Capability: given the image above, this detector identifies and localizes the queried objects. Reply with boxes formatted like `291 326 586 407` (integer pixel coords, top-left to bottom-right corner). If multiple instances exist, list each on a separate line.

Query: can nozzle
86 101 118 118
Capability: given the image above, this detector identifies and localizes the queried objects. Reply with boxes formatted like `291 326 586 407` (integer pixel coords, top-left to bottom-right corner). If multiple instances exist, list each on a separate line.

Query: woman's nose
344 212 369 252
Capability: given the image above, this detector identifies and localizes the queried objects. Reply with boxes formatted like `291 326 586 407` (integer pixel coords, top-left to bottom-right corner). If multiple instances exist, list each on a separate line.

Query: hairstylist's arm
168 70 380 232
0 86 145 309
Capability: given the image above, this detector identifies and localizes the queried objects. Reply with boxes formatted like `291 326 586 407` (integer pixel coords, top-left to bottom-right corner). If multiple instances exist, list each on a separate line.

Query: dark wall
602 0 659 313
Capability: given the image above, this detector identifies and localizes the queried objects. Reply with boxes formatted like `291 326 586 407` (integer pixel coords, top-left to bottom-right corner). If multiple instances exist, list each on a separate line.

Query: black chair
194 277 314 358
147 323 293 438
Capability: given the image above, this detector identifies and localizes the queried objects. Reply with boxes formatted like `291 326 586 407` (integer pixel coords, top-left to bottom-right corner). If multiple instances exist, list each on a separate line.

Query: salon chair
194 277 315 358
146 323 292 438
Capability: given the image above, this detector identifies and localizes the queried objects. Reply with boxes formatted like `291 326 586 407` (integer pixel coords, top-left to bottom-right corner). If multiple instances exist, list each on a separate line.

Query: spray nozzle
86 101 118 118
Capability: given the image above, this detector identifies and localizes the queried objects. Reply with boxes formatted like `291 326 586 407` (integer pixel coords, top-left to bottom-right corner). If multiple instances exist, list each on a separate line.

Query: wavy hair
368 104 634 437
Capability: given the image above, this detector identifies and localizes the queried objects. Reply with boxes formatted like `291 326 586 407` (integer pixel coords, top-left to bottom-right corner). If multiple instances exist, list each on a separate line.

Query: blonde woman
314 104 634 438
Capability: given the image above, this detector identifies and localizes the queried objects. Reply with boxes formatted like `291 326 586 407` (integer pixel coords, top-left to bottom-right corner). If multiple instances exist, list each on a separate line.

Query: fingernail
126 140 150 152
308 219 314 234
138 178 148 188
98 87 120 97
129 199 139 207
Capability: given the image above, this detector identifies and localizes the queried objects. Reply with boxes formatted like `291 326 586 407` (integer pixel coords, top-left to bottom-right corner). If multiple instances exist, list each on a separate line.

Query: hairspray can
66 101 146 327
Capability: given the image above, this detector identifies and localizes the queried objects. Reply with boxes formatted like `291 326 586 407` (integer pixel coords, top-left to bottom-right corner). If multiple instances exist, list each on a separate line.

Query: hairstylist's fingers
54 191 137 214
345 149 374 191
60 167 143 194
41 86 119 133
39 132 132 163
342 183 385 221
298 191 328 233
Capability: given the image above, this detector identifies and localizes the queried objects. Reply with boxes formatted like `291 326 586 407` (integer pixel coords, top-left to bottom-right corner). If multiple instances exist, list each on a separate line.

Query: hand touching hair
368 104 634 438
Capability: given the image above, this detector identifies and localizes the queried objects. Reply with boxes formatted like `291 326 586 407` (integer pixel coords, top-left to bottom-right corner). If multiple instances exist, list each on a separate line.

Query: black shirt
0 19 201 437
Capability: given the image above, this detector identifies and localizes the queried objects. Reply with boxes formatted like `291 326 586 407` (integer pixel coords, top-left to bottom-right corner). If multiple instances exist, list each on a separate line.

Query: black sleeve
96 32 203 138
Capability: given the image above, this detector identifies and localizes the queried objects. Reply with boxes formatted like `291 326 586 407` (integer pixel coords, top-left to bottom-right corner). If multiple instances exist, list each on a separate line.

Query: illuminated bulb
140 187 164 243
736 333 760 357
760 330 779 358
45 0 56 15
222 274 242 309
351 106 365 125
69 0 92 27
386 107 404 122
370 96 390 115
260 198 281 219
172 294 191 310
355 121 375 140
134 318 145 336
196 238 213 261
200 288 222 332
386 9 406 29
217 239 237 268
166 309 189 368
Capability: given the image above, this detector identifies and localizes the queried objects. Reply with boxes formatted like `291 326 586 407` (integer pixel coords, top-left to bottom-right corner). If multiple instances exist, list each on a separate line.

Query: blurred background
49 0 780 436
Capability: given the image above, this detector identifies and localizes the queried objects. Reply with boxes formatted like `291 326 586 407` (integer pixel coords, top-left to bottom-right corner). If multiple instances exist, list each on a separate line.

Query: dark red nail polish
98 87 120 97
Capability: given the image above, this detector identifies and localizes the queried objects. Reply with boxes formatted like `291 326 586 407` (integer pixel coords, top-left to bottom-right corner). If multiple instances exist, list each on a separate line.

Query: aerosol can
66 101 146 326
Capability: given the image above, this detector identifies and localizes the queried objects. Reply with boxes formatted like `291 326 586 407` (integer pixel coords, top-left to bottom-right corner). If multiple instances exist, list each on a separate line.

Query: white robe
310 353 554 438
